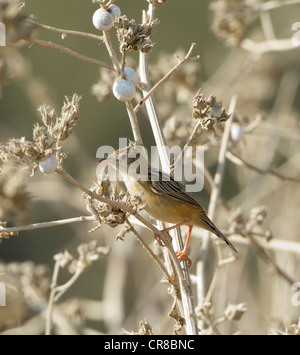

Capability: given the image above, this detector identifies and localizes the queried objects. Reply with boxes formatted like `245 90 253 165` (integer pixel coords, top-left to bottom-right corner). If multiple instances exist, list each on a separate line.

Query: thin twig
54 168 186 282
226 151 300 183
28 37 115 71
172 119 202 172
138 4 198 336
246 0 300 14
247 233 296 286
25 19 104 42
241 38 299 54
126 219 173 285
134 43 199 113
0 216 95 236
102 30 121 74
125 101 144 145
196 96 237 330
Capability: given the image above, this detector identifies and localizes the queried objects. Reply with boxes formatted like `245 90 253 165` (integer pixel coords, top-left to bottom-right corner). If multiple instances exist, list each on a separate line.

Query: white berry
113 78 136 102
92 8 114 31
108 4 121 19
123 67 139 86
230 123 244 143
39 154 58 174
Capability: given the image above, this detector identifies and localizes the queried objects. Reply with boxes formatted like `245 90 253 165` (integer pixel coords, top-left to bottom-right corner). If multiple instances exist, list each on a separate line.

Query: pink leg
154 221 190 247
176 225 193 267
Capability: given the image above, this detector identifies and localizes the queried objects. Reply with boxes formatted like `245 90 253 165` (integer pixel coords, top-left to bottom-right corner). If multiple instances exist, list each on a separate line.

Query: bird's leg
176 225 193 268
154 221 189 247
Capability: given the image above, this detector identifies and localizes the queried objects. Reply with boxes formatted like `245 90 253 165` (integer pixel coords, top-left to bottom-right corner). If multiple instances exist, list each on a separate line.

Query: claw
176 250 192 268
154 230 172 247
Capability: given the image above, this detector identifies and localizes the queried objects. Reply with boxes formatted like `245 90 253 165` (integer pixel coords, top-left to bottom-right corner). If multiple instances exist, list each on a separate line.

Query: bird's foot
154 230 172 247
176 250 192 268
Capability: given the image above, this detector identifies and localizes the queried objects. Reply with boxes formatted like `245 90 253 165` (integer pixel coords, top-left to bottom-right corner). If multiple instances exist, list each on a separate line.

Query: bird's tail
201 215 238 255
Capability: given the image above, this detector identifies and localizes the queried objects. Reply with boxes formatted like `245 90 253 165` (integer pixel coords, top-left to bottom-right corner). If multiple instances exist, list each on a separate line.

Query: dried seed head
114 15 159 53
224 303 247 321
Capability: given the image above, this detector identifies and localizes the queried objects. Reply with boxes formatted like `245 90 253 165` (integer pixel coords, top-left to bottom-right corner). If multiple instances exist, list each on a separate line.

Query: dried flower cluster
91 67 116 102
122 319 153 335
0 0 36 43
192 91 230 129
196 300 247 334
164 90 231 147
54 241 110 274
114 15 159 53
0 166 31 225
149 49 200 120
210 0 250 46
0 260 50 330
229 206 273 241
86 174 144 229
0 94 81 175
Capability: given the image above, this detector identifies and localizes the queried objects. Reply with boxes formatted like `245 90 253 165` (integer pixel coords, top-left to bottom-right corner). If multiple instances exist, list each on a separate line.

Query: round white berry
123 67 139 86
92 8 114 31
39 154 58 175
230 123 244 143
108 4 121 19
113 78 136 102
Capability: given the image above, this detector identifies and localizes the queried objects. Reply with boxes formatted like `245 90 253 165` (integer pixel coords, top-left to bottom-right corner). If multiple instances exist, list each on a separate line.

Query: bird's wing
145 167 201 207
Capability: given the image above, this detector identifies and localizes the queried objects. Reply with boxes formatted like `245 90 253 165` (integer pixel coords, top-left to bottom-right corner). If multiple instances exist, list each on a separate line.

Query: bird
98 146 237 266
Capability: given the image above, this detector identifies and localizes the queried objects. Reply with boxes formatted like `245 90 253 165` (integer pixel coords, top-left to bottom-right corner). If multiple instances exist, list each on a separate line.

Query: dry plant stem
260 11 276 41
0 216 95 235
45 260 60 335
125 101 143 145
226 151 300 183
138 4 198 335
28 38 115 71
241 38 299 54
45 260 85 335
247 233 296 286
204 256 236 304
54 168 186 281
25 19 104 41
134 43 199 113
126 219 173 285
247 0 300 14
196 96 237 329
102 30 121 74
173 119 202 171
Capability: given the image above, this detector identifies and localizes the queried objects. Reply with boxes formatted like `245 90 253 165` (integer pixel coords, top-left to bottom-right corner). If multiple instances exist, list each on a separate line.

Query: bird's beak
98 158 107 164
97 157 116 166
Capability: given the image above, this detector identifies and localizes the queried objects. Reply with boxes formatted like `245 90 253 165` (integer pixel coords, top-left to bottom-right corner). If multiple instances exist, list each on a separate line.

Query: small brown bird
98 146 237 265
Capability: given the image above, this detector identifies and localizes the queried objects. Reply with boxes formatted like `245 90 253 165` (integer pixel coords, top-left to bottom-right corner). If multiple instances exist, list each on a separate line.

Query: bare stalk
25 19 104 41
196 96 237 329
138 4 198 335
226 151 300 183
125 101 144 145
134 43 199 113
102 30 121 74
0 216 95 236
28 37 115 71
